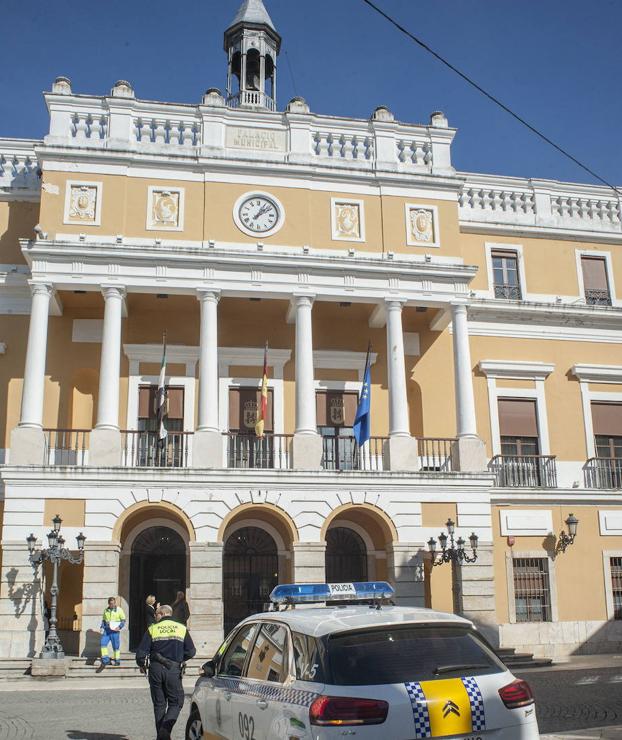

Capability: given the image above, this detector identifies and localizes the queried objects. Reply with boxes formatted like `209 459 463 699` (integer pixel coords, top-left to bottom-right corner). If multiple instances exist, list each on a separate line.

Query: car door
202 623 259 740
232 621 291 740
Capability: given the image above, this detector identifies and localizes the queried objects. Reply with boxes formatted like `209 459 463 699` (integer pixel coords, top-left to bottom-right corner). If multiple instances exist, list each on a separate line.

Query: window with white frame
610 556 622 620
491 249 522 300
498 398 539 456
581 256 611 306
513 557 552 622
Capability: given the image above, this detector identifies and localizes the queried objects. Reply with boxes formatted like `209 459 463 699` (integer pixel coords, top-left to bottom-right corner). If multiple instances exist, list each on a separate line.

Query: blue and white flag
156 334 168 447
353 346 371 447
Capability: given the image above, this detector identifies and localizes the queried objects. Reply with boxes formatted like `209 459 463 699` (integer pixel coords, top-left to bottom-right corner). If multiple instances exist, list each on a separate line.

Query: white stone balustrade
312 131 374 162
0 142 40 192
459 174 622 235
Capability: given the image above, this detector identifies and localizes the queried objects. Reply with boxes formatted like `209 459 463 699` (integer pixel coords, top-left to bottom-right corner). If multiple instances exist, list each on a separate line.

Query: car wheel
185 706 203 740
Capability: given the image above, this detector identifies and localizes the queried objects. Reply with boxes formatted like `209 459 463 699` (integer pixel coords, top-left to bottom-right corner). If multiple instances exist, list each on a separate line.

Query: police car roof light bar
269 581 395 606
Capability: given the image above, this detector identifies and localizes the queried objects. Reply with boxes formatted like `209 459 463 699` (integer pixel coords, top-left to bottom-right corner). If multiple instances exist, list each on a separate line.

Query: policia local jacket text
135 618 196 666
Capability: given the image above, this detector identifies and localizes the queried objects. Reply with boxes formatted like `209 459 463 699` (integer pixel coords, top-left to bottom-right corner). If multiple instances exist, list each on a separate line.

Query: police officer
135 604 196 740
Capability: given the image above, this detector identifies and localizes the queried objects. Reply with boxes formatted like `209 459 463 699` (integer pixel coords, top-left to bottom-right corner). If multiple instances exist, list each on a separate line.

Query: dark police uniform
135 617 196 740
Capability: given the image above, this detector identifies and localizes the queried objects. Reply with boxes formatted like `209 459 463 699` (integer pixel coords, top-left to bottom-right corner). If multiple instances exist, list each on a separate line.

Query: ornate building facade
1 0 622 660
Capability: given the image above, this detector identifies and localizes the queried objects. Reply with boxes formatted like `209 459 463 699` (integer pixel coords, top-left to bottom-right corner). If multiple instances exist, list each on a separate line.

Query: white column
95 286 125 430
197 290 219 432
452 303 477 437
295 294 316 434
19 282 53 428
386 299 410 437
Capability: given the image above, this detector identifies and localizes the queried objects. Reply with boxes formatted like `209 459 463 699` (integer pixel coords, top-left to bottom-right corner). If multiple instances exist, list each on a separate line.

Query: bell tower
224 0 281 111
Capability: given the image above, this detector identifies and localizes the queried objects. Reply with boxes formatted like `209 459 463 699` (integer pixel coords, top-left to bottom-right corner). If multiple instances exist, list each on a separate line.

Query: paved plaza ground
1 660 622 738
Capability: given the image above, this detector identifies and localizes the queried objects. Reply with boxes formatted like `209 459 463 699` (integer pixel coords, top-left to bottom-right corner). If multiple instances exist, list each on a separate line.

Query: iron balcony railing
584 457 622 489
418 437 457 472
225 433 292 469
489 454 557 488
494 283 522 300
321 435 387 472
585 288 612 306
43 429 90 466
121 430 192 468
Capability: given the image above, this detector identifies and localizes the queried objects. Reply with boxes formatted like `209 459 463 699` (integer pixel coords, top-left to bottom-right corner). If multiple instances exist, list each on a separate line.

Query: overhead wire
361 0 621 197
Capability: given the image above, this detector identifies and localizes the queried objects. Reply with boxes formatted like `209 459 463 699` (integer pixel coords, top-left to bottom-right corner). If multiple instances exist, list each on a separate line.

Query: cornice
571 364 622 384
479 360 555 380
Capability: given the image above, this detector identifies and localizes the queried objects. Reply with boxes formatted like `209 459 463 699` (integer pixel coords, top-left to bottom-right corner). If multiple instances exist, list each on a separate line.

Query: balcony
585 288 612 306
43 429 90 466
121 430 192 468
494 283 522 300
584 457 622 489
489 454 558 488
225 433 292 470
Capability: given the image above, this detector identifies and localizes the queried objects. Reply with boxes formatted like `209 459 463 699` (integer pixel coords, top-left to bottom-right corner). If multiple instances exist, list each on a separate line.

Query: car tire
185 706 203 740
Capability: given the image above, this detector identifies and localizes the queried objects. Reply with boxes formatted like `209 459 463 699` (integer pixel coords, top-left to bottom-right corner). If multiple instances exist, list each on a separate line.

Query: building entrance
223 527 278 635
129 526 186 649
325 526 368 582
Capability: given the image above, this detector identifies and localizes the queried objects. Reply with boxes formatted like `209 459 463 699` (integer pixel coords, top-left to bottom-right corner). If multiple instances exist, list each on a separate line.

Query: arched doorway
129 526 186 649
326 526 368 582
223 527 278 635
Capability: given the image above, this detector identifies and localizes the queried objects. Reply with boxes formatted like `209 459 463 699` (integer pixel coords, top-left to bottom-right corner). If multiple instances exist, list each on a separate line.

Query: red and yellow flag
255 343 268 437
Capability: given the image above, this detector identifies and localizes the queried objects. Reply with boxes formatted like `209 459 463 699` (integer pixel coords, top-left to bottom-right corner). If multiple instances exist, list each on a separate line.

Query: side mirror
200 659 216 678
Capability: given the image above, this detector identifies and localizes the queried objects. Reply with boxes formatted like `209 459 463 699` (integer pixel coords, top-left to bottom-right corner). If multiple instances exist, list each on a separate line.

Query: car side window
245 622 289 684
292 631 324 683
219 623 258 678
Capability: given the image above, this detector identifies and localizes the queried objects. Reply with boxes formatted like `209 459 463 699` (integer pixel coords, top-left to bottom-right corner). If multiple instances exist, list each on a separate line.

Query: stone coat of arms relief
334 202 361 239
409 207 435 244
68 184 98 223
151 190 180 229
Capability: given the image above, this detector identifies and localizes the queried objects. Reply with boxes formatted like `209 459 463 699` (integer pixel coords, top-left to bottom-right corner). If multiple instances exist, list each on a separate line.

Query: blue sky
1 0 620 186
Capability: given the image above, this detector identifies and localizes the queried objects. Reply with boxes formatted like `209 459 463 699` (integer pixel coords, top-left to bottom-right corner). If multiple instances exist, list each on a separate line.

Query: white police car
186 582 539 740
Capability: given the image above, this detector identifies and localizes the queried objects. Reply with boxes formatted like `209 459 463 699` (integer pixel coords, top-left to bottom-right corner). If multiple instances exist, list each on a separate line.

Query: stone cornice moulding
124 343 199 366
313 350 378 372
468 300 622 330
571 364 622 384
478 360 555 380
219 347 292 373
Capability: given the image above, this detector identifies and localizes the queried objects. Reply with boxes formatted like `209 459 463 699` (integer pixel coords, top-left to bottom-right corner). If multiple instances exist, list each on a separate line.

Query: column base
31 657 69 677
383 435 420 472
291 433 323 470
88 428 122 467
9 426 45 465
451 435 488 472
192 429 224 468
293 542 326 583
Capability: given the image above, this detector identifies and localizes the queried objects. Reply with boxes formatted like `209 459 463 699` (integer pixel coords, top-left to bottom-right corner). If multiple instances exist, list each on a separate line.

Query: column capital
101 284 126 300
28 281 54 298
293 293 316 307
196 288 220 304
450 302 469 315
384 297 407 310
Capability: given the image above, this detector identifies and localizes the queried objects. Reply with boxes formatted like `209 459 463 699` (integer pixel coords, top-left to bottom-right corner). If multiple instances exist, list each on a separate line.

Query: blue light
270 581 395 605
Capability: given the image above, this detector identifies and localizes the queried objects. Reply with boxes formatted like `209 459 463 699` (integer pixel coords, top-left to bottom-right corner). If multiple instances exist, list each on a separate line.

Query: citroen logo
443 699 460 719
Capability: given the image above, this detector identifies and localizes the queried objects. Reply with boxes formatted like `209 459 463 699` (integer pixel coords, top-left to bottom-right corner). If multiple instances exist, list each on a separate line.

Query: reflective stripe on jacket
101 606 126 631
135 618 196 666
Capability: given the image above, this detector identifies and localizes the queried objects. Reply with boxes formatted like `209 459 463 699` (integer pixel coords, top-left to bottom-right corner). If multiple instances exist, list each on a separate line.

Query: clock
233 192 284 238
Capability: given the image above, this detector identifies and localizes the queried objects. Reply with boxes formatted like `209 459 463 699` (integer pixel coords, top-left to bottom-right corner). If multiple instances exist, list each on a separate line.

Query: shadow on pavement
66 733 130 739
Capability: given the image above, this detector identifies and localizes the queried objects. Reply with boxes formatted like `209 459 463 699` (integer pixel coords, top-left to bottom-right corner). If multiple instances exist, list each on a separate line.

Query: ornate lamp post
27 515 86 659
427 518 478 567
555 513 579 554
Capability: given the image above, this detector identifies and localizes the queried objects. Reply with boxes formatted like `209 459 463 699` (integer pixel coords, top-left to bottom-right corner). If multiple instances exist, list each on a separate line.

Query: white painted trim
479 360 554 380
486 378 551 456
599 511 622 536
146 185 185 232
482 242 527 300
126 374 196 432
330 197 366 242
63 180 103 226
572 364 622 384
313 350 377 380
506 550 558 624
405 203 440 248
499 509 553 536
602 550 622 620
571 366 622 459
468 320 622 344
232 190 285 239
219 347 291 377
575 248 620 307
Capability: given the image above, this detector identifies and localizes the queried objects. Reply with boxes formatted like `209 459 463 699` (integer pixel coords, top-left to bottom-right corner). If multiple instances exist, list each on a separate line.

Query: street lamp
27 515 86 659
555 513 579 554
427 518 478 567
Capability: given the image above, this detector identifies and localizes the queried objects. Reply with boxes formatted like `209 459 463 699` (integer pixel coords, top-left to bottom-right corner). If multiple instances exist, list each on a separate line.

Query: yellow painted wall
493 504 622 624
0 200 37 265
422 503 457 614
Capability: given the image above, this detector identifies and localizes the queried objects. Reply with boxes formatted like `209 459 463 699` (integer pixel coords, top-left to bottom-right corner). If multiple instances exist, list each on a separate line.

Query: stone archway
325 526 368 583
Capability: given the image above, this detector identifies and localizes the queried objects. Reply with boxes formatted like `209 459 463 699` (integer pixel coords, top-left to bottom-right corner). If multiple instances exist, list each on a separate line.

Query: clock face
238 196 281 234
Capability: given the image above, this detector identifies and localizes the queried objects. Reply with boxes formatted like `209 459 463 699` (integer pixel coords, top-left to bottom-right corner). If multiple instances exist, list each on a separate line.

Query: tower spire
224 0 281 112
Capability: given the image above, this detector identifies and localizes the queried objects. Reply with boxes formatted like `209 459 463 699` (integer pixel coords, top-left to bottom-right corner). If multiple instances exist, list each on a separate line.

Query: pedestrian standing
145 595 157 629
171 590 190 625
135 604 196 740
100 596 126 667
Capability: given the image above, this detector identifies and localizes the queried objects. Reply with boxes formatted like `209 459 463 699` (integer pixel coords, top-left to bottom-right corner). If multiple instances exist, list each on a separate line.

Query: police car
186 581 539 740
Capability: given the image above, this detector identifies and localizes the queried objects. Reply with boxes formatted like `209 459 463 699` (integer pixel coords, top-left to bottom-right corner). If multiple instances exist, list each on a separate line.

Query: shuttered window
581 256 611 305
491 250 521 300
138 385 184 432
498 398 539 456
592 403 622 458
228 387 274 433
316 391 358 428
513 557 551 622
611 557 622 620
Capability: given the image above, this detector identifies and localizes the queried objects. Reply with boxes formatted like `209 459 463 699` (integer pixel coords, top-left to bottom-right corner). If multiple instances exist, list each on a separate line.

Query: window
136 385 185 466
324 625 504 686
292 632 325 683
317 390 358 470
498 399 539 456
245 623 289 683
610 557 622 620
219 623 258 677
581 256 611 305
228 387 274 468
592 403 622 458
513 557 551 622
492 250 521 300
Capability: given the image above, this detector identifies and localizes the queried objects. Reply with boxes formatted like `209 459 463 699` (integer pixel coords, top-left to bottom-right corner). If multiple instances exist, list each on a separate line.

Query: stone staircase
496 647 553 669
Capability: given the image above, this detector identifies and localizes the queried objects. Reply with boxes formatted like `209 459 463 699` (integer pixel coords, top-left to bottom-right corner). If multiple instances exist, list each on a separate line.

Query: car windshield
325 624 505 686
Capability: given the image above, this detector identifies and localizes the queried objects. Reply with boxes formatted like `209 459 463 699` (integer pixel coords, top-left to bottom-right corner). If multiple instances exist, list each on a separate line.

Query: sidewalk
518 654 622 673
543 728 622 739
